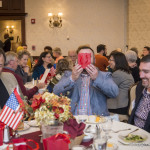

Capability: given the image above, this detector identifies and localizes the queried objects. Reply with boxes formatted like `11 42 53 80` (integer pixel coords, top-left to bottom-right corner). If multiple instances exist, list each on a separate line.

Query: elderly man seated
0 48 20 108
3 51 45 100
53 46 119 116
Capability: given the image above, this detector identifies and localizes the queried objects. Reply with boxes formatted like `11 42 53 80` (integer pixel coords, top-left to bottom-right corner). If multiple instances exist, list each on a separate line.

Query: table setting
0 91 150 150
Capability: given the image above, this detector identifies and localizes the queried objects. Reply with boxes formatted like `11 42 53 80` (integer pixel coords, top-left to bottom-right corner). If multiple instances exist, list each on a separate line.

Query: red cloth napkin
78 53 91 69
63 119 86 139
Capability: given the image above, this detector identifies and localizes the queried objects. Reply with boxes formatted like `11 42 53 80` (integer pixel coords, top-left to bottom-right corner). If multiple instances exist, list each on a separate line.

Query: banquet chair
110 83 138 122
128 83 138 116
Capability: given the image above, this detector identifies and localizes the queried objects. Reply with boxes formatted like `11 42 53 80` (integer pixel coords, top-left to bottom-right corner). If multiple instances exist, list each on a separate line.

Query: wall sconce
6 25 14 34
48 12 63 28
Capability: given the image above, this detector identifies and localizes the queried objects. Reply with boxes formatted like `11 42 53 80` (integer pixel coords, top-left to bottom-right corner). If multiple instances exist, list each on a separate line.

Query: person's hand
36 82 45 89
85 64 98 80
23 66 30 74
71 64 83 81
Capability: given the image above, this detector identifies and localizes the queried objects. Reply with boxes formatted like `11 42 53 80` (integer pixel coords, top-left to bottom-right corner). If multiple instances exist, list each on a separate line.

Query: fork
112 128 131 133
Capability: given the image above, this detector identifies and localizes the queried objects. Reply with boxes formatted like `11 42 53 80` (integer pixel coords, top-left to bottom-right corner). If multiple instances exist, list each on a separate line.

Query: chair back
128 83 137 116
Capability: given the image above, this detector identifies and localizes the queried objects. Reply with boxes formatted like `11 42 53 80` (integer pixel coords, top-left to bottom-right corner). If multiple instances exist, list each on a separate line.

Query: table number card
40 69 50 83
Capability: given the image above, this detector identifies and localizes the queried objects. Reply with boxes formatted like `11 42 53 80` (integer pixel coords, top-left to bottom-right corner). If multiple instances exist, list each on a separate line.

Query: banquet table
1 120 150 150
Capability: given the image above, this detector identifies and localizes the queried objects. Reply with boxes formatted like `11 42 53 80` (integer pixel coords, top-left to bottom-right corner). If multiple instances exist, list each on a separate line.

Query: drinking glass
78 108 88 123
94 136 107 150
102 118 112 139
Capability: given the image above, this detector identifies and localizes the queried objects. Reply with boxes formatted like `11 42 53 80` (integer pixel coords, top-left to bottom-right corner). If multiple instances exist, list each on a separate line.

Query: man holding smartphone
53 46 118 116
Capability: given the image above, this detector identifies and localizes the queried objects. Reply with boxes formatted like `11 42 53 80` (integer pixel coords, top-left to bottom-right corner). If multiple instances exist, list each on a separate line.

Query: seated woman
53 47 64 64
15 50 32 84
47 59 72 92
32 51 56 80
107 51 134 115
125 50 140 83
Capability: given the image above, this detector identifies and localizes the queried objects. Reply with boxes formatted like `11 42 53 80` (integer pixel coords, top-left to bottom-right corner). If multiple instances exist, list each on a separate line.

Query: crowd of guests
0 43 150 133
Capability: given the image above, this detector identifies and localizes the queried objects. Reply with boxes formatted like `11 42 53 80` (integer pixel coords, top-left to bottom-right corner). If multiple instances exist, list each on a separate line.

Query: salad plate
118 133 147 144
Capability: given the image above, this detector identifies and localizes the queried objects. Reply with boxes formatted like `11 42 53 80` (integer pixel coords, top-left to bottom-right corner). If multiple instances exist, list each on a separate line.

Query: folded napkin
63 119 86 139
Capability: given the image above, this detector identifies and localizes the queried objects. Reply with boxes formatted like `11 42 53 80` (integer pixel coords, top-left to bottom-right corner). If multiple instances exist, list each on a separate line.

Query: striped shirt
134 88 150 128
75 74 92 115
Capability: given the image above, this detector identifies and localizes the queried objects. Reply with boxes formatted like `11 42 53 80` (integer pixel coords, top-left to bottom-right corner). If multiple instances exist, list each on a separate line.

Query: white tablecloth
0 120 150 150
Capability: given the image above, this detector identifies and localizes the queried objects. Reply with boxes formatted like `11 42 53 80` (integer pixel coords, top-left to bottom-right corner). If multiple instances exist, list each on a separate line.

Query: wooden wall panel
0 0 24 13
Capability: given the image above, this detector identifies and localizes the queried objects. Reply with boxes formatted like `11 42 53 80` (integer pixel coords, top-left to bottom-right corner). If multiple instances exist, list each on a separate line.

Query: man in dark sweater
129 55 150 133
0 48 10 108
3 33 11 52
3 51 45 100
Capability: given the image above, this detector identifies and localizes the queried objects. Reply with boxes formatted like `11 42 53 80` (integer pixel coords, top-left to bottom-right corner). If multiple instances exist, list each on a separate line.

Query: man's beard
142 78 150 88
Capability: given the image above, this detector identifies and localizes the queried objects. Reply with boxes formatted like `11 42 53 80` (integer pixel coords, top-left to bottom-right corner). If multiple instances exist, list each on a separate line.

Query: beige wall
128 0 150 56
25 0 127 56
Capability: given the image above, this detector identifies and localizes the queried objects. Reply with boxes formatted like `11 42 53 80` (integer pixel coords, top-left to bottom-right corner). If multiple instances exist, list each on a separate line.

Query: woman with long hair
47 58 72 92
107 51 134 115
32 51 56 80
15 50 32 84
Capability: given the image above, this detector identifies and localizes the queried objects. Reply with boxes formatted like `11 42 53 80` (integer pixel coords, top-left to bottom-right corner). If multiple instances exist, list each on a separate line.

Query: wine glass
102 118 113 139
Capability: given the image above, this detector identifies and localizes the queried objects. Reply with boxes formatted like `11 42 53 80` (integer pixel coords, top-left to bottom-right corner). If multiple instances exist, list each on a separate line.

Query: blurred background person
130 47 140 67
17 46 32 70
0 40 4 49
53 47 64 64
68 50 77 66
125 50 140 83
32 51 56 80
3 33 11 52
16 50 32 84
107 51 134 116
48 59 72 92
142 46 150 57
44 46 55 64
22 44 27 50
116 48 122 53
95 44 109 71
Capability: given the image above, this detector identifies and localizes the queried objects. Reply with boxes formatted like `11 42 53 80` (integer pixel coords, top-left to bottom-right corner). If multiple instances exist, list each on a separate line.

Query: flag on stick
0 88 24 130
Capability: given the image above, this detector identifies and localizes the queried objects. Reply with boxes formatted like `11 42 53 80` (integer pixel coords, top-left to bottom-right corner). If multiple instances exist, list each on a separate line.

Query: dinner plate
86 118 106 124
118 133 148 144
27 120 39 127
18 123 30 131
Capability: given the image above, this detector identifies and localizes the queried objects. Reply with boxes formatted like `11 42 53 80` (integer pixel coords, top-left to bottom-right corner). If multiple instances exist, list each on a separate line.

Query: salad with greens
124 134 145 142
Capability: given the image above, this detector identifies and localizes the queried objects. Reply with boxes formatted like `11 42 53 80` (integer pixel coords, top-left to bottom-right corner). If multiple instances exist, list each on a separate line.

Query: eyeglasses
46 56 51 58
109 59 115 61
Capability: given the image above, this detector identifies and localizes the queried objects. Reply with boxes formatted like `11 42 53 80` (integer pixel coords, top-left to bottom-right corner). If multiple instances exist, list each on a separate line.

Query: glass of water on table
78 108 88 123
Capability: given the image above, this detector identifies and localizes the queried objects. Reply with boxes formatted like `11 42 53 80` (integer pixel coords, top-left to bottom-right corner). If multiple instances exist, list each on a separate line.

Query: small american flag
50 66 56 77
0 88 24 130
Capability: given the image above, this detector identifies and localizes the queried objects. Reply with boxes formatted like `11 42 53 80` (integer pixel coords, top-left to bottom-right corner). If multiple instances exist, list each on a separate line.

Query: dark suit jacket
128 81 150 133
3 38 11 52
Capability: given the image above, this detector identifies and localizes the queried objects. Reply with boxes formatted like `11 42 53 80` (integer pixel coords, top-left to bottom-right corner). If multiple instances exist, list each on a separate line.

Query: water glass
78 108 88 123
102 118 112 139
94 136 107 150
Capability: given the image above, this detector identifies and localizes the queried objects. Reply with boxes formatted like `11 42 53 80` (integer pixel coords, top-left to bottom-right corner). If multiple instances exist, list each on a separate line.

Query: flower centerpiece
31 92 73 126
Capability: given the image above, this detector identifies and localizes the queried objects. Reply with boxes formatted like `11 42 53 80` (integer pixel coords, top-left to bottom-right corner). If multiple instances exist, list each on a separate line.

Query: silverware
112 128 131 133
85 125 91 133
127 128 139 135
120 128 139 137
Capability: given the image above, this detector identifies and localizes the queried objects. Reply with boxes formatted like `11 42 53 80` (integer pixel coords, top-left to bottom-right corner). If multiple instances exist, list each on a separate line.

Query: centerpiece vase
41 121 63 139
